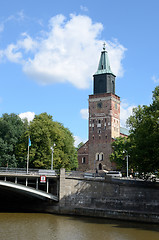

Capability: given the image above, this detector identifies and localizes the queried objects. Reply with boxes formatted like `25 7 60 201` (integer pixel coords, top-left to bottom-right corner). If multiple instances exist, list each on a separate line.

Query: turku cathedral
78 45 128 171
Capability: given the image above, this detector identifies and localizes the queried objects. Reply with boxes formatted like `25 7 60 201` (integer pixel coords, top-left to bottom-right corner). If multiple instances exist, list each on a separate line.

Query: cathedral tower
88 45 120 170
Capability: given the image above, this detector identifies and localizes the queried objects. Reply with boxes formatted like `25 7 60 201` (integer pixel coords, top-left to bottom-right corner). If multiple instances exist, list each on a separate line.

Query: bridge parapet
0 167 59 176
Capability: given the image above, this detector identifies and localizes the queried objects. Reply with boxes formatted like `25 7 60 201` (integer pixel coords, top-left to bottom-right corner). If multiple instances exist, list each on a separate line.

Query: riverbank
48 169 159 224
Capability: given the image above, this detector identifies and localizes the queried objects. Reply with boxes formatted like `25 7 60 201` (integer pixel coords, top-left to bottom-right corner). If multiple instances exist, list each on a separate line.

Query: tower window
100 153 104 161
99 163 102 170
82 157 86 164
96 153 100 161
98 129 101 134
97 102 102 109
112 81 115 93
97 120 101 127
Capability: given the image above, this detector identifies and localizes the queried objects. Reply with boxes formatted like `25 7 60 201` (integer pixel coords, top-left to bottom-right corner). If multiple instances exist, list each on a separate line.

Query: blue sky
0 0 159 146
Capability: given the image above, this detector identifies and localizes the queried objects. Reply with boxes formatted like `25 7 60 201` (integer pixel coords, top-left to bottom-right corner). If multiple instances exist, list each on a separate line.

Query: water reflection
0 213 158 240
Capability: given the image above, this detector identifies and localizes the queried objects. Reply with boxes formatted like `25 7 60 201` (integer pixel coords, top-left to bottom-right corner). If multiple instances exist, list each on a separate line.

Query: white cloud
19 111 35 122
152 75 159 83
18 33 38 52
17 10 25 21
80 5 88 12
3 33 38 63
0 11 25 34
74 135 86 147
0 23 4 33
0 50 3 62
120 100 136 127
80 108 89 119
0 14 126 89
4 44 22 63
107 39 126 77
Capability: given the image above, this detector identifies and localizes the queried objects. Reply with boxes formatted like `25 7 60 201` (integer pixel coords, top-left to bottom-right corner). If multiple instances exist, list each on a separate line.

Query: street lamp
123 150 129 178
50 143 56 170
126 155 129 178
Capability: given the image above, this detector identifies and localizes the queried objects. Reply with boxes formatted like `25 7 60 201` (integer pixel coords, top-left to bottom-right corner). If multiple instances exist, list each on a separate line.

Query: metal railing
65 170 85 178
0 167 59 176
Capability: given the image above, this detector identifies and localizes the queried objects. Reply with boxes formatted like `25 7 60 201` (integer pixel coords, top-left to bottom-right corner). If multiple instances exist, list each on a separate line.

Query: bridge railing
0 167 59 176
65 171 85 178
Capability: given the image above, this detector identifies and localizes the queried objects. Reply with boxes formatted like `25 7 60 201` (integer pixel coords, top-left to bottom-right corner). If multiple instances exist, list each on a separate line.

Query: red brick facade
78 92 120 171
88 93 120 171
77 141 89 171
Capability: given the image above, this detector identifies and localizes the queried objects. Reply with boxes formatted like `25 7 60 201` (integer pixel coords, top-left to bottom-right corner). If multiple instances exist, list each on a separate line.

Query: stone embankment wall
48 169 159 223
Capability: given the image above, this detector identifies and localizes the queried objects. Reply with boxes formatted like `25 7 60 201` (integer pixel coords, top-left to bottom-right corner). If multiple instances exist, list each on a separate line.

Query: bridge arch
0 180 58 201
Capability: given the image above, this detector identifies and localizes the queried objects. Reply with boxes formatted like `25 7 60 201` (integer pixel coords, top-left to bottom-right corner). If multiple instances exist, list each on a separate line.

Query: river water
0 213 158 240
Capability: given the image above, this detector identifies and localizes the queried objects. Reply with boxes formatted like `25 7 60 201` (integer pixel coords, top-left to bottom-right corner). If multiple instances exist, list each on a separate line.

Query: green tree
111 86 159 174
126 86 159 173
0 113 27 167
110 136 130 170
26 113 78 170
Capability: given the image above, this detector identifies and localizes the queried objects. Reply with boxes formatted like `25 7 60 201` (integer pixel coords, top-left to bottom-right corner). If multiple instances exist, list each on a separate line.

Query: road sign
40 175 46 183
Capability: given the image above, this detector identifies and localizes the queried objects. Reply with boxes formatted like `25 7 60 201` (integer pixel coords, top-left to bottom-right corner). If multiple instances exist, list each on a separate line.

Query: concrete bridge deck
0 180 58 201
0 168 59 202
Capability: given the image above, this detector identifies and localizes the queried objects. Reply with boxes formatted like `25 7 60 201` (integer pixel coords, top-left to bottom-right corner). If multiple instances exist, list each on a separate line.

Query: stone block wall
58 169 159 223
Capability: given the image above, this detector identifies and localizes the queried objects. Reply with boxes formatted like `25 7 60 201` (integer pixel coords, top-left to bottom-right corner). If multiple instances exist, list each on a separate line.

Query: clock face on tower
97 102 102 109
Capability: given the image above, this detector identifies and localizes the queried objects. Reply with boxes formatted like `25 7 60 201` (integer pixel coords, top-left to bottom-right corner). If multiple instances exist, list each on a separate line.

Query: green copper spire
94 43 115 76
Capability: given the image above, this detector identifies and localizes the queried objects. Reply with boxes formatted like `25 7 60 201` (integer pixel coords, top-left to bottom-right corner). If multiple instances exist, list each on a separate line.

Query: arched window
96 153 100 161
99 163 102 170
100 153 104 161
82 157 86 164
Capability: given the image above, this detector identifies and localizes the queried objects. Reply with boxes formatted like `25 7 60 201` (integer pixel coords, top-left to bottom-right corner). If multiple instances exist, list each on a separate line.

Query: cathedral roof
94 43 115 76
120 127 129 136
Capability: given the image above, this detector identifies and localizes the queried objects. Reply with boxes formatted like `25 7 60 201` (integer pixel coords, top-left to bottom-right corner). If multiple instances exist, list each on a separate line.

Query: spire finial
103 42 106 50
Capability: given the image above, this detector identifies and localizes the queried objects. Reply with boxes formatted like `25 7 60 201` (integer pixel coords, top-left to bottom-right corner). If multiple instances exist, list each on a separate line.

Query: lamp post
50 143 56 170
126 155 129 178
123 150 129 178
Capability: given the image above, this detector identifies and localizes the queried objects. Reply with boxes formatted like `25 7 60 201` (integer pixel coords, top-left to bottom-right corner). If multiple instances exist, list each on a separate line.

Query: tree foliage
110 137 129 170
127 86 159 173
0 112 78 170
0 113 27 167
111 86 159 174
27 113 78 170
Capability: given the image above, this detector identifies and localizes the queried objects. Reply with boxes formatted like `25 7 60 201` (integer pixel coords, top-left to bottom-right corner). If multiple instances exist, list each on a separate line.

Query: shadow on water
65 215 159 233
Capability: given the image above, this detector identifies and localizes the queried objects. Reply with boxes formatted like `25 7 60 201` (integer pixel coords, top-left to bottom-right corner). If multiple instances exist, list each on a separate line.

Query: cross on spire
103 42 106 50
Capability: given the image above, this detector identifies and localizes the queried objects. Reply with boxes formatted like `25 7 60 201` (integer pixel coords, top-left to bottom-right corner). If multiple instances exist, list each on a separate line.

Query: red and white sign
40 175 46 183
